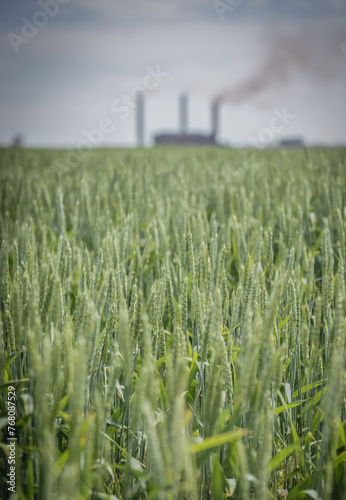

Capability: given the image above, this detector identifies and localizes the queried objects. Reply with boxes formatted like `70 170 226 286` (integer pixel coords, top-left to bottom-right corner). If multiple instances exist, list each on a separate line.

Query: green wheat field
0 147 345 500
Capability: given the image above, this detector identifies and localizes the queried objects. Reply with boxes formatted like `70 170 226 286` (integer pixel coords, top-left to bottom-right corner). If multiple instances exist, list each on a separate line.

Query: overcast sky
1 0 346 147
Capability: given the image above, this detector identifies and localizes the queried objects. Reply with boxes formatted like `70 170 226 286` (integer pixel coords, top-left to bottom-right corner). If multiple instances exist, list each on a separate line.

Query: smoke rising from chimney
214 27 346 104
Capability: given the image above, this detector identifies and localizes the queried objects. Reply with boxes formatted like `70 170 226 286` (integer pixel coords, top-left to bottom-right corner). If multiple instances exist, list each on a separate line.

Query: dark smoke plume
214 26 345 104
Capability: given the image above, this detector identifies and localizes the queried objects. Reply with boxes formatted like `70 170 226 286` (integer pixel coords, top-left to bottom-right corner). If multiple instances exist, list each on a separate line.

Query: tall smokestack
179 94 188 133
211 102 219 140
136 91 144 147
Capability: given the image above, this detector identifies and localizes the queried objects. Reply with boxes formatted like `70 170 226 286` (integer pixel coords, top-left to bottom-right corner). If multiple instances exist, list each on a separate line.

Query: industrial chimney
135 91 145 147
179 94 188 134
211 102 219 140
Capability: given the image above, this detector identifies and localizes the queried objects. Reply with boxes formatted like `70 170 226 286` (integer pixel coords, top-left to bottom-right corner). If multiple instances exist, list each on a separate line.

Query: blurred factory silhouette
179 94 188 134
1 2 346 148
135 91 145 147
152 94 220 146
278 137 304 148
137 95 305 149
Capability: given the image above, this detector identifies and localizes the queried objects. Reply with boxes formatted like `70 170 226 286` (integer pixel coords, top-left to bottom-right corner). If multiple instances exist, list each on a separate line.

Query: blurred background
1 0 346 148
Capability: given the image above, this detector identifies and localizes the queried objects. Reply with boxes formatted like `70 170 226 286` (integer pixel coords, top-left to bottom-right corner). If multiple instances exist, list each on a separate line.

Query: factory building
154 95 220 146
135 91 145 147
135 93 221 147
